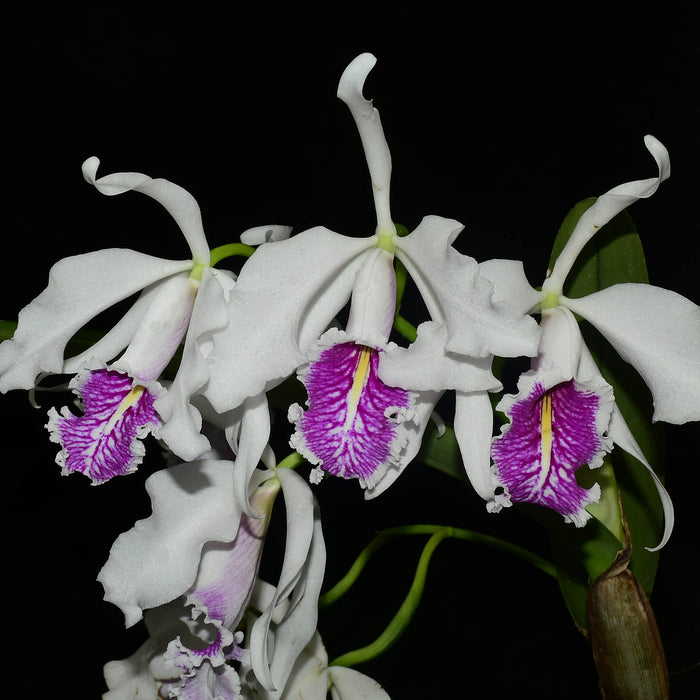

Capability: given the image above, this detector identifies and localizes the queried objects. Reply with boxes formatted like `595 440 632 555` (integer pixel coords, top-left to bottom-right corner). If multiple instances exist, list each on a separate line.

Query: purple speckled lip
48 368 160 484
492 379 604 524
292 341 411 485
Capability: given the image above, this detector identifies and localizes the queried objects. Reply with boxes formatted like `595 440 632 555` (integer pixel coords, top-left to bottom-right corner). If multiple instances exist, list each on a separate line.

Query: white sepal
83 157 211 265
337 53 394 235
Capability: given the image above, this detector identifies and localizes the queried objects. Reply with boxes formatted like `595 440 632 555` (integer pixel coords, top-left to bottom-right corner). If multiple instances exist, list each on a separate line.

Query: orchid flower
0 158 288 483
101 456 325 699
483 135 700 549
196 53 538 498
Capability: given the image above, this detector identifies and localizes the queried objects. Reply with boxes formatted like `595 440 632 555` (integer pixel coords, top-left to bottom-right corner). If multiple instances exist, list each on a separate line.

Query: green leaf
416 424 467 484
545 198 665 630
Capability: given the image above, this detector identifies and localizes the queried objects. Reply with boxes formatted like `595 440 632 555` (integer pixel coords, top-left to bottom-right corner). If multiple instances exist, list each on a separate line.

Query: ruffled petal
167 476 280 679
46 367 161 484
203 228 372 413
396 215 540 358
156 268 234 461
289 329 413 489
97 459 243 627
564 283 700 424
478 259 543 316
378 321 502 393
364 388 442 500
545 135 670 293
492 373 613 525
83 156 210 265
0 249 192 391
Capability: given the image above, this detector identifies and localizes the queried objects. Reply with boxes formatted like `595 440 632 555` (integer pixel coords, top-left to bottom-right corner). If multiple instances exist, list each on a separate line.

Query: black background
5 4 699 698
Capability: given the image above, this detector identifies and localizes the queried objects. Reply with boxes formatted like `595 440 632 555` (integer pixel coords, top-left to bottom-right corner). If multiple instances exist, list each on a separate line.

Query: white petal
115 275 198 383
337 53 394 235
83 157 210 265
345 248 396 346
329 666 391 700
156 268 232 461
62 284 158 374
454 390 498 503
378 321 502 393
546 135 670 292
478 259 543 315
396 215 540 358
565 283 700 423
204 227 372 413
0 250 192 392
97 459 242 627
533 307 583 386
240 225 293 245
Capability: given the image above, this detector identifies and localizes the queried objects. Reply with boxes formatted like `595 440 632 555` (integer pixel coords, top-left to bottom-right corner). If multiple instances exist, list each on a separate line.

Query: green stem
209 242 255 267
322 523 557 669
276 451 305 471
392 314 417 342
329 528 451 668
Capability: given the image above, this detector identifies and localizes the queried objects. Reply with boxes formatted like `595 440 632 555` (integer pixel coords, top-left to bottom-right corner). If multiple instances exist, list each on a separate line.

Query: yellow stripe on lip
344 346 373 430
536 392 553 488
105 384 146 433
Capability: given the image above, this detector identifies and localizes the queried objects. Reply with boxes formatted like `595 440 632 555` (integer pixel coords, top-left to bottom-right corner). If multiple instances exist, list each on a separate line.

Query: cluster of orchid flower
2 53 698 699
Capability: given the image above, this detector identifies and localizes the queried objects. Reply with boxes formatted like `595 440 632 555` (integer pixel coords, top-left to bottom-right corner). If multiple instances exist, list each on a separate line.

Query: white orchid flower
483 136 698 549
101 460 325 699
0 159 289 483
199 53 538 498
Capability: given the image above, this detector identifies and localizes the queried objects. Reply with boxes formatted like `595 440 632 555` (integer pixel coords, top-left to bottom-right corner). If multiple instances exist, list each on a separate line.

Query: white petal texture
396 216 540 359
564 283 700 424
98 459 243 627
0 250 191 391
204 228 372 413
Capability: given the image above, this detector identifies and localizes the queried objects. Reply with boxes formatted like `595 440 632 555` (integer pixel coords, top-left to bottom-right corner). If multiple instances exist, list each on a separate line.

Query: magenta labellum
290 331 412 488
492 378 613 526
47 367 161 484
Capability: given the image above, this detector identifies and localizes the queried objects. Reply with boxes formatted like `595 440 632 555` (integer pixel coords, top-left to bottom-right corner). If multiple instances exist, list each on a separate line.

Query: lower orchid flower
483 135 699 549
101 455 325 699
0 158 289 483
